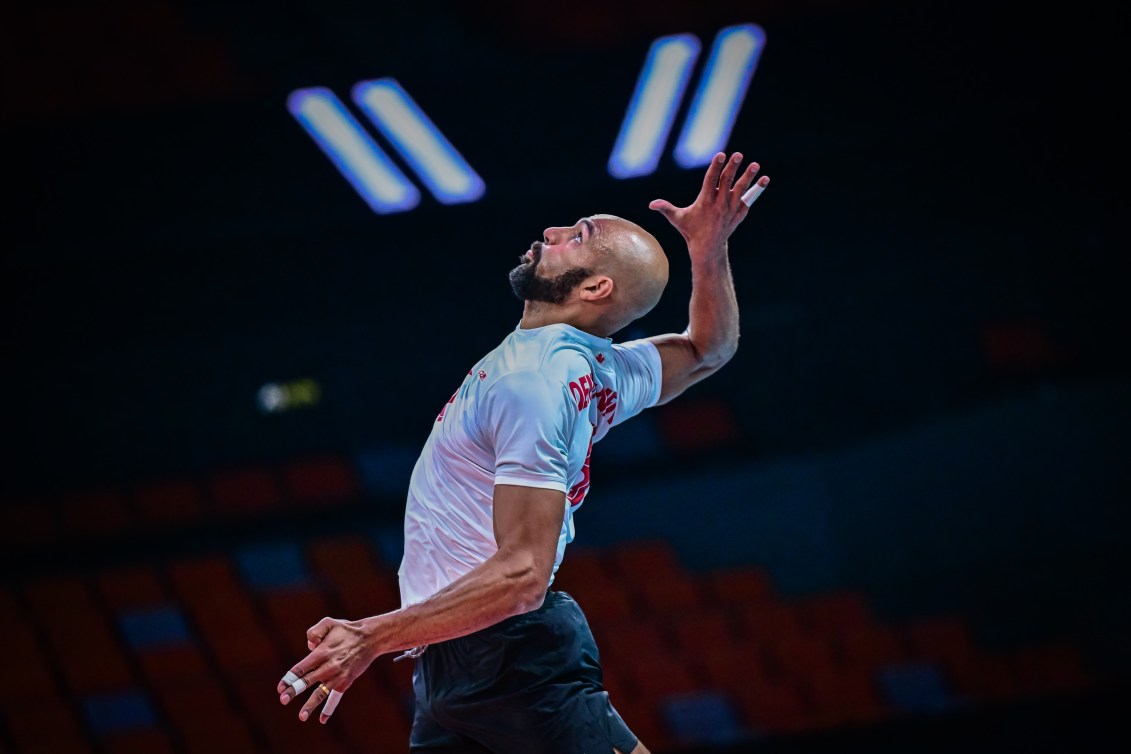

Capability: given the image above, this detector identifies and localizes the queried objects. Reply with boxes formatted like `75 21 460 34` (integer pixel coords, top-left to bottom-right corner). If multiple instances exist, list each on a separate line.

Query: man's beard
509 253 592 305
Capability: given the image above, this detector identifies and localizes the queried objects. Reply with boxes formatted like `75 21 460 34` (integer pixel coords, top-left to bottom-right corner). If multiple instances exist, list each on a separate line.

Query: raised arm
647 152 769 404
276 484 564 722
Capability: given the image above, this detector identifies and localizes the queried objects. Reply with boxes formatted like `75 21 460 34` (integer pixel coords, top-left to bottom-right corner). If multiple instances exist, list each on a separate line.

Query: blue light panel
608 34 701 179
673 24 766 169
352 78 485 205
286 87 420 214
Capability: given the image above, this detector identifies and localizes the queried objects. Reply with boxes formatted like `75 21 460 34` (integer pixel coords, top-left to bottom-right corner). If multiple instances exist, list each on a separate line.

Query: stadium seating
0 453 1099 753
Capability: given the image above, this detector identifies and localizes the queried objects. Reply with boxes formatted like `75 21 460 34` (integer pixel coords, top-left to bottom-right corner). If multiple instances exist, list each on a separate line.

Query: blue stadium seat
662 690 746 745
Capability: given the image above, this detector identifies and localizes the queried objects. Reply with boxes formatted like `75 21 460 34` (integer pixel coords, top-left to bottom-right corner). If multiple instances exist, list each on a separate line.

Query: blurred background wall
1 0 1127 752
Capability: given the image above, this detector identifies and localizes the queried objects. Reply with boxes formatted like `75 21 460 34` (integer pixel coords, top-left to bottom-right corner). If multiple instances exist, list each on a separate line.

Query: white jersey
398 322 662 607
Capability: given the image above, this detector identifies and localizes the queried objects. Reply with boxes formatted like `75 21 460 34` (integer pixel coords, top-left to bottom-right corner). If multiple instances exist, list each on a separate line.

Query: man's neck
519 303 605 337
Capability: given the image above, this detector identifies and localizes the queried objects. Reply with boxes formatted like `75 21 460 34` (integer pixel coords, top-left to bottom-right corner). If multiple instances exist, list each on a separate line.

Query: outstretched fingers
279 661 333 704
699 152 727 194
732 161 761 197
297 679 345 723
739 175 770 208
718 152 744 192
319 689 344 724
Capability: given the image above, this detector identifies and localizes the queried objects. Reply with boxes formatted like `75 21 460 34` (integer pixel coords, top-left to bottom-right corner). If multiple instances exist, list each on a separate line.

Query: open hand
649 152 769 255
276 616 376 724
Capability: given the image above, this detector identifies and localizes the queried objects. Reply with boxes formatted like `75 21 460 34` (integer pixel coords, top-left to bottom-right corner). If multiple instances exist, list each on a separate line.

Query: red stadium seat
1010 643 1091 696
612 698 669 752
594 619 672 672
229 669 346 754
735 602 805 644
334 579 401 622
153 680 235 732
59 488 133 538
0 498 57 550
946 651 1019 701
568 578 635 625
625 652 706 699
306 535 384 586
702 565 776 607
798 591 873 636
206 466 283 516
636 572 703 615
5 634 59 702
604 540 682 583
805 665 888 727
0 585 15 619
4 694 94 754
179 712 264 754
0 598 60 702
168 558 281 669
550 547 610 600
97 566 168 611
138 646 213 685
732 676 812 734
25 579 135 694
764 633 839 681
281 454 361 507
600 659 632 702
668 610 741 657
167 556 241 600
24 576 97 621
838 625 908 670
698 642 770 691
906 616 977 666
331 675 412 752
372 651 417 697
45 617 136 693
654 398 742 454
102 730 177 754
306 536 400 617
260 587 334 657
132 478 204 527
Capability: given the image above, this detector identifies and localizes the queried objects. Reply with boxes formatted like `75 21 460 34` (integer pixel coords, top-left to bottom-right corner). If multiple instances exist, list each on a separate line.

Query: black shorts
409 590 639 754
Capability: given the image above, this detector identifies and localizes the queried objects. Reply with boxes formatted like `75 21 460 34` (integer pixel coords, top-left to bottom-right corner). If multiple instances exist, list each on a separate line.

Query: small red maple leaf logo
596 353 605 363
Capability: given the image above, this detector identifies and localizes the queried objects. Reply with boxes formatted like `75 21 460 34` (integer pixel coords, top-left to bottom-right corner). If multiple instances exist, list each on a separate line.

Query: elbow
713 338 739 368
693 335 738 372
501 554 551 616
513 568 551 614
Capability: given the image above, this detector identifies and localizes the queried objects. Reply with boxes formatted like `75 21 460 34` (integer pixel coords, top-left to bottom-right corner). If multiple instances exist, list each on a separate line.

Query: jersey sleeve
482 369 576 492
608 338 663 426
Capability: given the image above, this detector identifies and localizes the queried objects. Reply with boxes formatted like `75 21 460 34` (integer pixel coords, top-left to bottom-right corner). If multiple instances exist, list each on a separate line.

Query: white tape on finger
282 670 299 685
291 678 308 695
741 183 765 206
323 689 343 717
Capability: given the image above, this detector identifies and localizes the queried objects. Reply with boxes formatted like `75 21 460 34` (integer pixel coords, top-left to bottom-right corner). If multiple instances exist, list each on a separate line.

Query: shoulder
611 337 661 364
609 337 662 379
505 325 594 384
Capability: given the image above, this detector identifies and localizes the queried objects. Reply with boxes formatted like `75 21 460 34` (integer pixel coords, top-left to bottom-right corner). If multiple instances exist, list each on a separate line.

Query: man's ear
579 275 614 303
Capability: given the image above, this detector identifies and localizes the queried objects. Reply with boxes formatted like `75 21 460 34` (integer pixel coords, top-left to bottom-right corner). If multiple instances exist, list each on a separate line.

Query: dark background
3 0 1126 482
1 0 1128 752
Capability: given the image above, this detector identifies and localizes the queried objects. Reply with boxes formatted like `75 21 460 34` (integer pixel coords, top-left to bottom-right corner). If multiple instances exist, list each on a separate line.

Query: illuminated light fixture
287 88 420 214
608 34 701 179
352 78 486 205
673 24 766 169
257 378 322 414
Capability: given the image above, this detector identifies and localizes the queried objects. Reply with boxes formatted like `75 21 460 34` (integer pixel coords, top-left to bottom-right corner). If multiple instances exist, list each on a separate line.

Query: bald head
511 212 670 336
587 214 669 330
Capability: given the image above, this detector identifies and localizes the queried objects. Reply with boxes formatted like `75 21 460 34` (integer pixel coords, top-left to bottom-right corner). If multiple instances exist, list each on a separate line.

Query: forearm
684 240 740 367
358 550 544 656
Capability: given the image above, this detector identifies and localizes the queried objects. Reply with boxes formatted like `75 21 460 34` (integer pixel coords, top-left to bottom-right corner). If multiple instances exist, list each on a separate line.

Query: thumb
649 199 678 221
307 617 335 650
